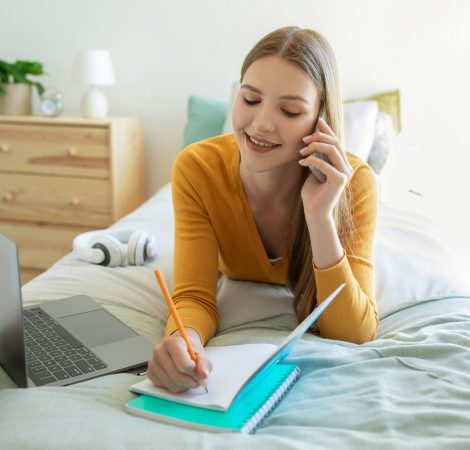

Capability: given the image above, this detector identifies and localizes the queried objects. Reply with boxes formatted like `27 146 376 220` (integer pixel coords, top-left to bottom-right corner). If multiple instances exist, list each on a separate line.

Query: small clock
40 89 64 117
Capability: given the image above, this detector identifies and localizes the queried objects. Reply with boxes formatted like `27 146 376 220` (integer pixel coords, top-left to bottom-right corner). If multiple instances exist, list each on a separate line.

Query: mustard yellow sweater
165 133 379 345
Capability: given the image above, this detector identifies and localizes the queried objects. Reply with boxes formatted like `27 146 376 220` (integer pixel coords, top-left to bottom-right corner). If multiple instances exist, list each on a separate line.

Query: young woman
147 26 379 393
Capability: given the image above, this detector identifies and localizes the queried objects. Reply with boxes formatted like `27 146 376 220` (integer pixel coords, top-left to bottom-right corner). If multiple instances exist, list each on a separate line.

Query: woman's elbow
321 317 379 344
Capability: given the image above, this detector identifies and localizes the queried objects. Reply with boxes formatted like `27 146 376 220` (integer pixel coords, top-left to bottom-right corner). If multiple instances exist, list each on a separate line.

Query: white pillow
343 101 378 162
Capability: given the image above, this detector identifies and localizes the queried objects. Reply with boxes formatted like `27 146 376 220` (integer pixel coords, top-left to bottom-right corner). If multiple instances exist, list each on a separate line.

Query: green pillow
183 95 228 147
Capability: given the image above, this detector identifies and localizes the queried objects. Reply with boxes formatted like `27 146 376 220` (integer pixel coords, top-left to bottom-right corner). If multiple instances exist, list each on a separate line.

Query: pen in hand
154 269 209 393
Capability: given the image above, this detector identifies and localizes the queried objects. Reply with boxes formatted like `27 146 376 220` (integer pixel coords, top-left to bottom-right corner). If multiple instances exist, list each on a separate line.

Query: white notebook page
130 343 276 411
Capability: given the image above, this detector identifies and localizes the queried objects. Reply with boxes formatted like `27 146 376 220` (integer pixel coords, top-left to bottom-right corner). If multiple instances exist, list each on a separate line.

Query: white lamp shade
72 49 116 86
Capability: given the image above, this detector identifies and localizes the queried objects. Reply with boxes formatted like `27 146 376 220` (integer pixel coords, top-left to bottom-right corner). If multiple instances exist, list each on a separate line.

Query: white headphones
73 229 157 267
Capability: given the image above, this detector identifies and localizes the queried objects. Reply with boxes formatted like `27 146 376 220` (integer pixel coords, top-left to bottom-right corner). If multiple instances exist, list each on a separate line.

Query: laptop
0 231 155 388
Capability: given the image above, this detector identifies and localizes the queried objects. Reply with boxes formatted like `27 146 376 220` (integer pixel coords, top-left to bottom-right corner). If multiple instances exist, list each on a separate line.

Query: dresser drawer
0 221 89 270
0 173 111 226
20 268 43 285
0 124 109 178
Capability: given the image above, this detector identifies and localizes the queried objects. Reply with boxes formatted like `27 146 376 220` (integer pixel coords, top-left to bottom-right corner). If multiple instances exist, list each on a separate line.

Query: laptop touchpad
58 310 137 347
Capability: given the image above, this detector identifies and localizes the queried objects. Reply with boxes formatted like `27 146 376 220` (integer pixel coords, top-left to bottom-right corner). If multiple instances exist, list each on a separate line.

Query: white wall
2 0 470 260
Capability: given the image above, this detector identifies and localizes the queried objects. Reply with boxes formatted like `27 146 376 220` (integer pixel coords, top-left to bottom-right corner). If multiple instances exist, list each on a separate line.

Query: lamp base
81 86 108 118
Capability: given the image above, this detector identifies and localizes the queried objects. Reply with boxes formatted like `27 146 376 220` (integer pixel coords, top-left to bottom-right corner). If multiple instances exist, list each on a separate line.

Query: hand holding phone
308 104 330 183
309 151 329 183
300 108 354 220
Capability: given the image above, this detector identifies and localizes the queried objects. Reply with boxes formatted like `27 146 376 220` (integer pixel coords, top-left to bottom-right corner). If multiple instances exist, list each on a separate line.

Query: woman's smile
244 131 281 153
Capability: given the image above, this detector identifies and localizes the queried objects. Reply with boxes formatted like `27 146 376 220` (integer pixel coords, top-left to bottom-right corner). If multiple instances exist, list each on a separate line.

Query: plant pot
0 83 32 115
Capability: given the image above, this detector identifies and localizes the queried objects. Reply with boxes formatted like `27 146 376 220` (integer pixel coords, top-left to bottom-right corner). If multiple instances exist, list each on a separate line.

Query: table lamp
72 49 115 118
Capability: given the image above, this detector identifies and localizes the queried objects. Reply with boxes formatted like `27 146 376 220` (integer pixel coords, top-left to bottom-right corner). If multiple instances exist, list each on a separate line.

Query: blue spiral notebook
126 363 300 433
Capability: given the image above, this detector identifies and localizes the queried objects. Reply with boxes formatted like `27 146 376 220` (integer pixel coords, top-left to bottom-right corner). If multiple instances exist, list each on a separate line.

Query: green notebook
126 363 300 433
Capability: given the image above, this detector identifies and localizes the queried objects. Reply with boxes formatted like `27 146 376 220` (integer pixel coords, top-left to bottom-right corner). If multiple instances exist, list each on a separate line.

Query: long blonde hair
240 26 356 324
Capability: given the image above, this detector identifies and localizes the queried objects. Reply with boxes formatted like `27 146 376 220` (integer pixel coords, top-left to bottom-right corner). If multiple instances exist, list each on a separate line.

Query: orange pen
154 270 208 393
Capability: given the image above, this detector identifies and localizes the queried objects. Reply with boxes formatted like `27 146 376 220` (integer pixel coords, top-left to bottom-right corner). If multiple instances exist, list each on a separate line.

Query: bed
1 90 470 449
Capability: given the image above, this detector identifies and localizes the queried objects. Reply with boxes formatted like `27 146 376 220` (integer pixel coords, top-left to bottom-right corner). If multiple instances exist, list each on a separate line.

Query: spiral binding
241 367 301 434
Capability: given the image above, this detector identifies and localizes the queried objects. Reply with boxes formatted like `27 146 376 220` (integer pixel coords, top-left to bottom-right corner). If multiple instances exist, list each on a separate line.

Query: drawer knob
69 197 81 207
0 144 10 153
3 191 14 202
68 147 78 157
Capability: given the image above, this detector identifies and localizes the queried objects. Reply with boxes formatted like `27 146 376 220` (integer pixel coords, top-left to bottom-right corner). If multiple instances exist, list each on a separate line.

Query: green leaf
31 81 45 96
0 60 11 82
15 60 44 76
10 65 28 83
0 59 46 97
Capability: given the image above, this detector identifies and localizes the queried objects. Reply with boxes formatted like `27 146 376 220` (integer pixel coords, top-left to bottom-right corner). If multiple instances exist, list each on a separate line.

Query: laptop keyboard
24 307 108 386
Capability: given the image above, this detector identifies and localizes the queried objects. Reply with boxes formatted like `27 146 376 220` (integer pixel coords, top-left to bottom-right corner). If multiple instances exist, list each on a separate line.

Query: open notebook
127 283 345 431
127 362 300 433
130 344 291 411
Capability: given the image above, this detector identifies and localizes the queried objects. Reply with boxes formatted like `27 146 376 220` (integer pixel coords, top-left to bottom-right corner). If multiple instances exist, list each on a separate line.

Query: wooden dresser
0 115 144 284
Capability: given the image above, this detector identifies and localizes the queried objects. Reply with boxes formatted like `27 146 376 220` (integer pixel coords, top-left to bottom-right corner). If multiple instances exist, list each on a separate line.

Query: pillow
183 96 228 148
366 89 401 133
343 101 378 161
367 112 397 174
347 89 401 134
345 89 400 173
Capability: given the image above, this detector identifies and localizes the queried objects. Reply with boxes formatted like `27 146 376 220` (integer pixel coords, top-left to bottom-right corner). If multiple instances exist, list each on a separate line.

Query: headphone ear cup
89 235 126 267
127 231 157 265
127 231 146 266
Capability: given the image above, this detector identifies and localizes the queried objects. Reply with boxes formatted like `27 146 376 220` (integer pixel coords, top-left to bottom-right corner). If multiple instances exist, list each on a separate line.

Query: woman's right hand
146 327 212 393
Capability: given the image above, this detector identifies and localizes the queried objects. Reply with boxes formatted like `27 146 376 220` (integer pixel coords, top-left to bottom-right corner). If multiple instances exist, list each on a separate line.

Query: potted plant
0 60 45 115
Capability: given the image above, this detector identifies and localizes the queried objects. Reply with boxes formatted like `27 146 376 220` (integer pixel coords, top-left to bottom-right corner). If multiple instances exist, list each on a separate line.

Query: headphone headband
73 229 157 267
73 229 136 249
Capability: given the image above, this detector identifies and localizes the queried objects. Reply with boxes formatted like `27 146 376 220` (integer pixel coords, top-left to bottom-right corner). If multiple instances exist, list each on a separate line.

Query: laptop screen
0 232 28 387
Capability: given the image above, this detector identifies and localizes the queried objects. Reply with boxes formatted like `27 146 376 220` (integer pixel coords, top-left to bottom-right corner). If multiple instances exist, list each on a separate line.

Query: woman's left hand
298 117 353 220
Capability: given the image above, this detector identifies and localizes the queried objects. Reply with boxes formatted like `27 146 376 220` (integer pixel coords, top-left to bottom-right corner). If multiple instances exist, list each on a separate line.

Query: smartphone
309 103 329 183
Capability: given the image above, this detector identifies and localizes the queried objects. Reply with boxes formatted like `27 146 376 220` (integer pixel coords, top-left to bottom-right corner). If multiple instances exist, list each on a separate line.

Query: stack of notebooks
126 283 344 433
